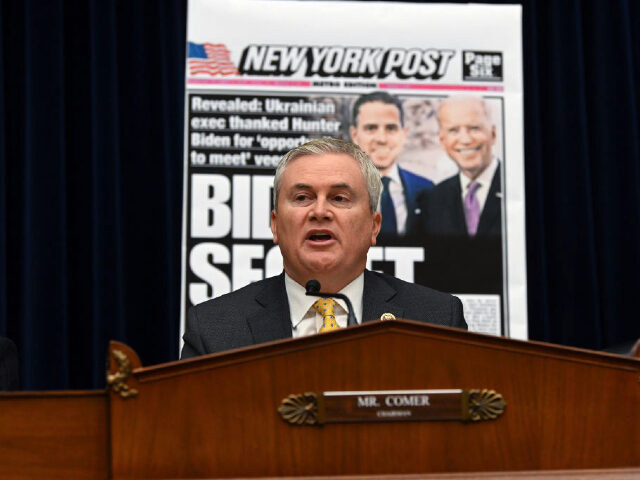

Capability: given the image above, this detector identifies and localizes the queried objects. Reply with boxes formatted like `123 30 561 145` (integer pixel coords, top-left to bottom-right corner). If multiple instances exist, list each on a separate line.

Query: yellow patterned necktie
313 297 340 333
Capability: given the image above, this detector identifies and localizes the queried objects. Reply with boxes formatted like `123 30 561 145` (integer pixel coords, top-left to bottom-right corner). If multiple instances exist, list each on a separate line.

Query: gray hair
436 95 492 126
273 137 382 212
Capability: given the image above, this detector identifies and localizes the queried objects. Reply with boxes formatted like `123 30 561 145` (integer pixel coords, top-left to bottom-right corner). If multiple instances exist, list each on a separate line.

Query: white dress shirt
285 272 364 338
378 163 407 234
458 157 499 213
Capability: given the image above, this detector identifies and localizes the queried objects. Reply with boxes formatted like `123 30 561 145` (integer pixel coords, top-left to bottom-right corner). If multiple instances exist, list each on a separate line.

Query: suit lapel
477 164 501 235
362 271 405 323
400 169 419 233
247 273 293 344
398 169 415 207
445 178 468 235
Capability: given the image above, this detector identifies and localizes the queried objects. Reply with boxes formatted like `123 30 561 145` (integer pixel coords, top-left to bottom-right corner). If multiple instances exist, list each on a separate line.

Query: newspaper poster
181 0 526 340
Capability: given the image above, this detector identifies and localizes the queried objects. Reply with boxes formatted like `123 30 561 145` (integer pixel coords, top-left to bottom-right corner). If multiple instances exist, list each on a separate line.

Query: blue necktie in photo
380 176 397 235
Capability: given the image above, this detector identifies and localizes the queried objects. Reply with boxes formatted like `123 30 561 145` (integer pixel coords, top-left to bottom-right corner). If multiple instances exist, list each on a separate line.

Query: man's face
438 99 496 179
350 101 408 175
271 153 381 292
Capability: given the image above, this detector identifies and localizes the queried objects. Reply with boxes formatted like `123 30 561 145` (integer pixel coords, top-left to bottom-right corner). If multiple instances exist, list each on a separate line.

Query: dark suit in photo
416 165 503 295
181 269 467 359
399 167 434 235
420 164 501 237
379 167 433 242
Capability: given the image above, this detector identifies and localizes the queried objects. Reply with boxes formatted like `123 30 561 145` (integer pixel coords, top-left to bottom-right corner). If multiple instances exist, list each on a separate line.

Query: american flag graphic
188 42 239 76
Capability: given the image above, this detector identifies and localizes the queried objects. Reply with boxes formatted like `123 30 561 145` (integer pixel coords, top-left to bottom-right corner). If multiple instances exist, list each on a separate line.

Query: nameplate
278 389 505 425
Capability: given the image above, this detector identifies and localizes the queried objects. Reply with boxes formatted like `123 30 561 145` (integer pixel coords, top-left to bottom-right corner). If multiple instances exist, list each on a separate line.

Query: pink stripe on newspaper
188 78 312 87
379 83 504 92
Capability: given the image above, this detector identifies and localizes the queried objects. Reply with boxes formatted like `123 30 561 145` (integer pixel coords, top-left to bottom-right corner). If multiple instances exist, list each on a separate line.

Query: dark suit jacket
416 165 503 294
379 167 433 241
181 270 467 359
0 337 19 391
420 164 501 237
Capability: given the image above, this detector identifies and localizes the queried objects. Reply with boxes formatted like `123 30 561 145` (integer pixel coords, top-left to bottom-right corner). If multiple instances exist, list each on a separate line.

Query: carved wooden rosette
277 392 321 425
106 349 139 399
465 389 506 422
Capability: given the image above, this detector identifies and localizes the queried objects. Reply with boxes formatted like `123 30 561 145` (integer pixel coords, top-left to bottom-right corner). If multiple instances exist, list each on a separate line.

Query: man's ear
270 210 278 244
371 211 382 246
349 125 358 143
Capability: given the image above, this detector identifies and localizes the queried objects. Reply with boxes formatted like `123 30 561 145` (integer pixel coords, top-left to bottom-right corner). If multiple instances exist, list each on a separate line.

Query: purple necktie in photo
464 181 481 236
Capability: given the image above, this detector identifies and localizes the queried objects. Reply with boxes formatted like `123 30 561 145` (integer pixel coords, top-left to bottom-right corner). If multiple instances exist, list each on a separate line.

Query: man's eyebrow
290 182 354 192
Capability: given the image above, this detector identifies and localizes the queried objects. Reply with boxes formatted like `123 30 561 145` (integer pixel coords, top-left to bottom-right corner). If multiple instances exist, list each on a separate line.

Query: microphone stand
305 280 357 327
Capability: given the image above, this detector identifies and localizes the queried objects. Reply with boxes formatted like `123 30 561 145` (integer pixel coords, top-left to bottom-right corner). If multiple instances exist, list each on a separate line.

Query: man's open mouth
308 232 334 241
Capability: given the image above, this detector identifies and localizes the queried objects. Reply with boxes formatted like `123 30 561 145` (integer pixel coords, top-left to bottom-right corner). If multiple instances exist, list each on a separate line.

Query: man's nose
458 128 473 143
309 197 332 219
374 129 388 143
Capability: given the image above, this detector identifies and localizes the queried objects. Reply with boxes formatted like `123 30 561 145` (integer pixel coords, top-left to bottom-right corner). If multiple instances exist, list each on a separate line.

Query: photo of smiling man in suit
420 96 502 238
350 92 434 241
417 96 504 295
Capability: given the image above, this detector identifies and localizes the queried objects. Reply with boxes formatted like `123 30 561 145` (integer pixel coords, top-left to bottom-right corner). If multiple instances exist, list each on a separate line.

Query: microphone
305 280 357 327
305 279 321 294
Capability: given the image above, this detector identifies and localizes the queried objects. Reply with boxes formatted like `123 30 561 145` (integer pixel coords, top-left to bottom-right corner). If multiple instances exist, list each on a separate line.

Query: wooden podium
1 320 639 479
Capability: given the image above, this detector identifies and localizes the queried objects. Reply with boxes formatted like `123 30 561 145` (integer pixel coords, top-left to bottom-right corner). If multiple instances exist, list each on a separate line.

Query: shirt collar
284 272 364 329
383 163 402 185
459 157 498 190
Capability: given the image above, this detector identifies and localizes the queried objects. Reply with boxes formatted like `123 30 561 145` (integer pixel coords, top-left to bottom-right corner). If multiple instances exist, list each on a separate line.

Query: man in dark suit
350 92 433 240
181 138 466 359
420 166 501 237
421 96 501 238
0 336 19 390
417 96 503 295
